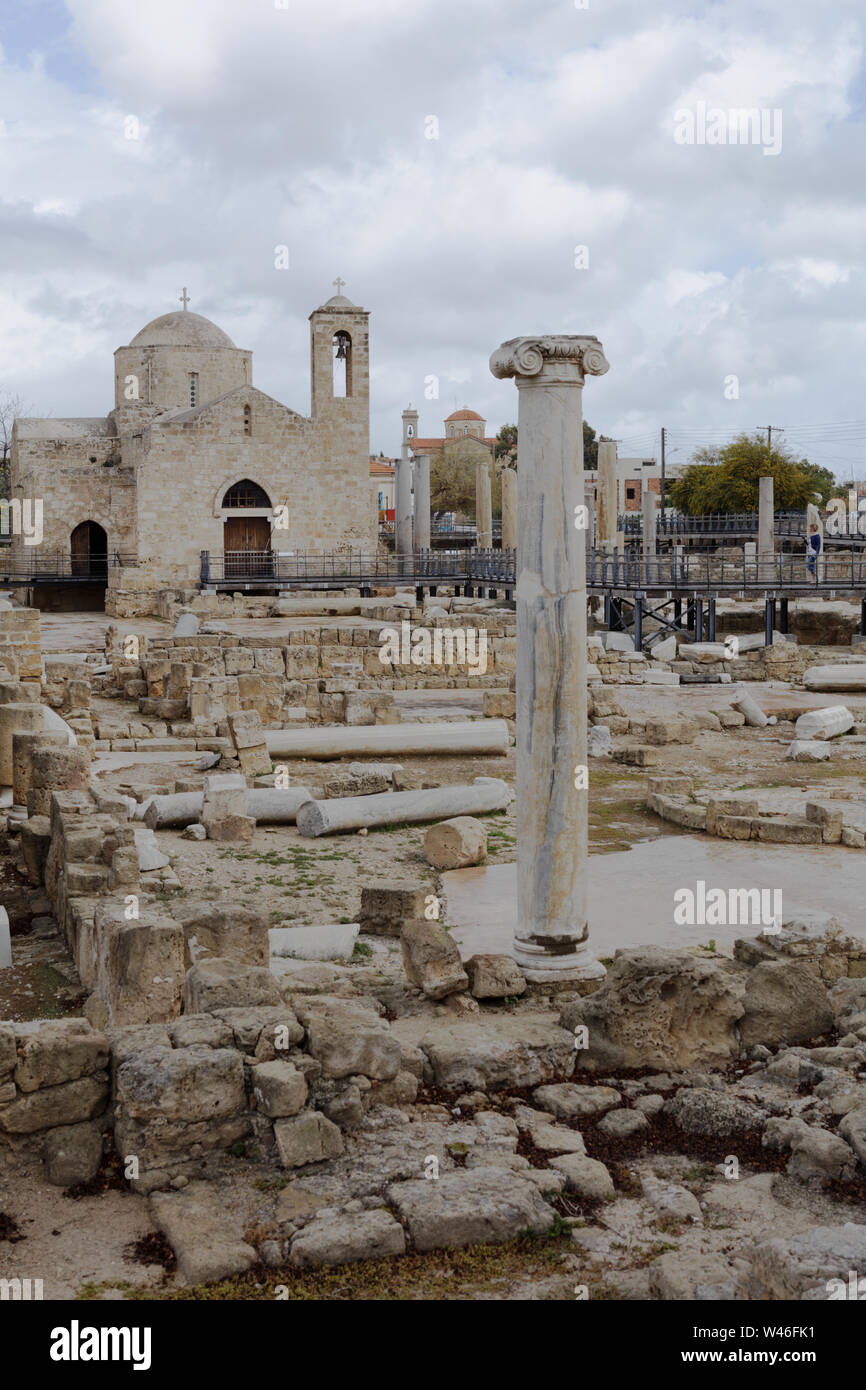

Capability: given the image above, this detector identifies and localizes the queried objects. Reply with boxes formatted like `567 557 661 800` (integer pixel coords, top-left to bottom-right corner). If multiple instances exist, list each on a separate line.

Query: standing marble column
395 454 413 576
490 334 609 984
758 475 774 581
642 484 657 582
501 466 518 552
413 452 431 551
596 440 618 552
476 457 493 549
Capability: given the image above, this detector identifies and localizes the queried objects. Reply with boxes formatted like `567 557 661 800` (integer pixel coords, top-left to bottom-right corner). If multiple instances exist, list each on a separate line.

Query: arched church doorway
70 521 108 579
222 480 272 578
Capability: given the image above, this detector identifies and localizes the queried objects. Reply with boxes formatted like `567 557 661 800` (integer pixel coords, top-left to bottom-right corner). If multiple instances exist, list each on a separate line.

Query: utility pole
762 425 784 460
660 426 665 514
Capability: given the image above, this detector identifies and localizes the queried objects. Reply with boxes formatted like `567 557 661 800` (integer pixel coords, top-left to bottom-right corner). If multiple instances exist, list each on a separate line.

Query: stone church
10 288 374 610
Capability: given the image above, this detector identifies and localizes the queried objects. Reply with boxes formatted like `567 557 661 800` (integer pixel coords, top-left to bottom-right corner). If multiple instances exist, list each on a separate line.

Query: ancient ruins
1 327 866 1309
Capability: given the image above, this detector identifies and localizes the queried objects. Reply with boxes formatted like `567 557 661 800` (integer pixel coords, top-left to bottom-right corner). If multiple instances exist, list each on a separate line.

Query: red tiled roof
444 407 484 422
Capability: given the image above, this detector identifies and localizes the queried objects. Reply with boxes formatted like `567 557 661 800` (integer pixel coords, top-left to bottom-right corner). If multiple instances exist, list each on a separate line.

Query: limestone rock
43 1119 104 1187
649 1251 738 1300
665 1087 764 1138
559 949 744 1072
641 1174 702 1224
419 1016 576 1091
183 959 282 1013
597 1108 650 1140
0 1073 108 1134
424 816 488 870
740 961 833 1048
150 1182 257 1286
547 1154 615 1200
360 881 428 938
464 954 526 999
172 613 200 638
532 1083 621 1119
251 1060 307 1118
274 1110 345 1168
289 1209 405 1268
387 1166 556 1251
303 1002 401 1081
177 901 270 969
839 1106 866 1166
13 1020 108 1093
745 1223 866 1299
530 1123 586 1154
400 918 468 1000
115 1046 245 1123
763 1117 857 1181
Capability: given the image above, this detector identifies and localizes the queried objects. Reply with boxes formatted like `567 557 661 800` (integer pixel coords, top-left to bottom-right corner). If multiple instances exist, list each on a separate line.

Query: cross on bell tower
179 287 190 310
332 277 345 297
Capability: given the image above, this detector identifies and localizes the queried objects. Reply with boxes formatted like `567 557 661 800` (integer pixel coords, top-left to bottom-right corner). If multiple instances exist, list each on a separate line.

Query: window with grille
189 372 198 407
243 404 251 436
222 480 271 508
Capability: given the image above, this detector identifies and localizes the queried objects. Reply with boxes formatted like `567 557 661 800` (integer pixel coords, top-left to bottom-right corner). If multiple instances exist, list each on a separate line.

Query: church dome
445 407 484 422
129 311 236 349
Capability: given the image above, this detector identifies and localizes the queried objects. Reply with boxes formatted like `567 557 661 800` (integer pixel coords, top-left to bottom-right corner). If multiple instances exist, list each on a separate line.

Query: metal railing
617 510 808 537
0 550 137 584
587 547 866 591
201 548 516 588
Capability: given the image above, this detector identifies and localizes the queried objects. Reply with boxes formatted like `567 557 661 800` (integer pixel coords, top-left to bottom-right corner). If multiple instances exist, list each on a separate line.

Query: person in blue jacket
806 522 822 576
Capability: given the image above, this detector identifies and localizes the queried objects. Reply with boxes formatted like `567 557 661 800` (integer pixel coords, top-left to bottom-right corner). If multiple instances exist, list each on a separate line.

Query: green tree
667 433 833 513
495 423 518 462
583 420 597 469
429 440 501 520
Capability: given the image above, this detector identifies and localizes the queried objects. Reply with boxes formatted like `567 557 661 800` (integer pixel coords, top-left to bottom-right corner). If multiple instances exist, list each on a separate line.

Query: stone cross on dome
332 277 345 296
179 287 190 310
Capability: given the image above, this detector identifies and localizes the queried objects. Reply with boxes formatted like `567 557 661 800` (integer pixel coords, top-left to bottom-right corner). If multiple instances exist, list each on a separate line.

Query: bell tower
309 281 370 427
401 404 419 462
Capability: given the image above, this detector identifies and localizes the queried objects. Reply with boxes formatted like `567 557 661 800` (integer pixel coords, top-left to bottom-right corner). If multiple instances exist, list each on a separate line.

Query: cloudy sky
1 0 865 478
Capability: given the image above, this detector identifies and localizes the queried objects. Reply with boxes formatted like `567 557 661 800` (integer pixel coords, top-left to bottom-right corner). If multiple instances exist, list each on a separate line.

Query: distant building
370 455 396 519
584 455 688 513
400 405 497 461
11 288 375 612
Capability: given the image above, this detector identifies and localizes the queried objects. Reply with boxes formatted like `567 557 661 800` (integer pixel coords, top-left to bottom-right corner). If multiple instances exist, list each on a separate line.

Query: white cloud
0 0 864 473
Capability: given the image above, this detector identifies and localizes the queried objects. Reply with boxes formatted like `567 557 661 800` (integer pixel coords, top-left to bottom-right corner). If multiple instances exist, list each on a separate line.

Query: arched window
463 425 469 435
222 480 271 508
333 331 352 398
243 404 251 436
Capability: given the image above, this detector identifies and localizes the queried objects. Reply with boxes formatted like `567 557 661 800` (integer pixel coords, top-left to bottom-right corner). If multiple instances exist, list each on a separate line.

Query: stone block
251 1060 308 1118
13 1020 108 1093
465 954 526 999
273 1110 344 1168
804 802 844 844
43 1119 104 1187
752 817 823 845
401 918 468 1000
359 881 428 938
183 959 282 1013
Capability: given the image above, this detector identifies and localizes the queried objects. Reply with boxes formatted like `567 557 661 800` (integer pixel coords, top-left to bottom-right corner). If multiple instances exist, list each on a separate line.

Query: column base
514 939 607 986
